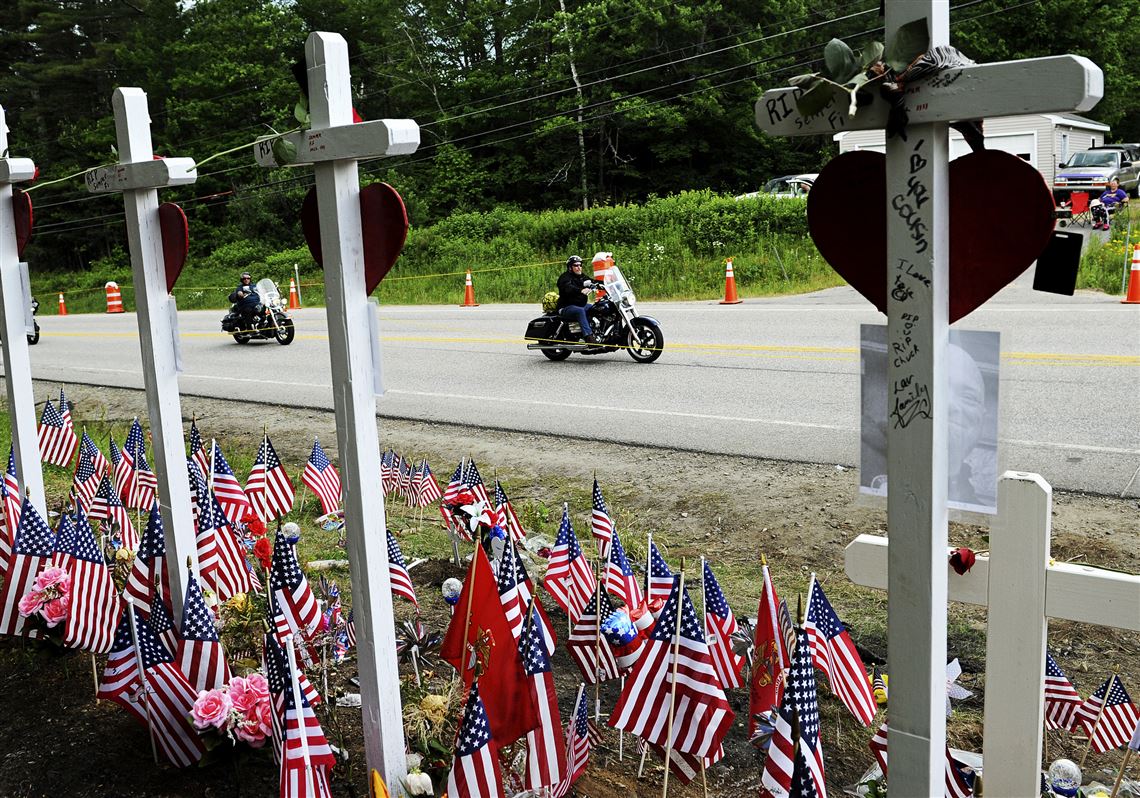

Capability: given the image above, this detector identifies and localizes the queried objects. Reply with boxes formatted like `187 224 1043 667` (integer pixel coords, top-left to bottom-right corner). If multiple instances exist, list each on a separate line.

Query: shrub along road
7 280 1138 498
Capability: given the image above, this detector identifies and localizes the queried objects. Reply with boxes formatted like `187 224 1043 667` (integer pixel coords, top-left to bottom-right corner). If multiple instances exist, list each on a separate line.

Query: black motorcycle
525 264 663 363
220 278 295 345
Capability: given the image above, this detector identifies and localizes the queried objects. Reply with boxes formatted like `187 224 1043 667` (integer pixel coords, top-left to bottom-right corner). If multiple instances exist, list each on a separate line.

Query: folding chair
1068 191 1092 227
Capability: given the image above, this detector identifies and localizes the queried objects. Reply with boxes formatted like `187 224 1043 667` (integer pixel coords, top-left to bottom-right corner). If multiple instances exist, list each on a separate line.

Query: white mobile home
834 113 1110 186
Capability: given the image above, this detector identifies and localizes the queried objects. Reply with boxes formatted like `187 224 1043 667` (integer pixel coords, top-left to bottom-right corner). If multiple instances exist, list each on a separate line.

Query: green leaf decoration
885 18 930 72
789 73 823 89
294 95 311 128
795 79 843 118
860 41 884 70
824 38 860 84
272 137 297 166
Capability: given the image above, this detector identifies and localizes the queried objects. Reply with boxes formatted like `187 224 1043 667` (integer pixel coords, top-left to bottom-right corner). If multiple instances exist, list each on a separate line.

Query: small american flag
386 530 418 606
566 583 622 684
271 531 321 640
98 607 207 768
280 636 336 798
398 457 414 501
1075 674 1140 754
417 459 443 507
124 502 170 607
302 439 341 515
188 419 210 480
553 686 593 797
0 447 22 577
147 593 180 657
497 537 556 655
92 472 138 551
37 398 77 467
79 431 109 478
72 441 102 512
787 628 826 797
0 498 55 637
246 436 295 521
647 541 674 603
447 684 503 798
760 702 797 798
590 478 614 560
804 576 876 726
345 608 356 648
1044 651 1082 731
492 480 526 543
196 491 254 602
379 450 395 495
702 560 745 690
122 418 157 511
463 459 490 506
210 441 253 525
604 529 643 610
58 387 74 431
867 722 976 798
521 610 567 792
57 507 119 653
176 569 232 692
543 504 595 622
264 631 288 764
439 460 464 532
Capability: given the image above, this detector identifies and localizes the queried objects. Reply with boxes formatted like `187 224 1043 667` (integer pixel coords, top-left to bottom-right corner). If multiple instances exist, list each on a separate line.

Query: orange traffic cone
719 258 742 305
460 270 479 307
105 281 124 313
1123 244 1140 304
57 292 68 316
288 277 301 309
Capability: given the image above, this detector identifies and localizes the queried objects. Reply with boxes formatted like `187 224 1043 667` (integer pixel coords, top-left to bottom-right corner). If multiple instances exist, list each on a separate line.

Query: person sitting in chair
1092 179 1128 230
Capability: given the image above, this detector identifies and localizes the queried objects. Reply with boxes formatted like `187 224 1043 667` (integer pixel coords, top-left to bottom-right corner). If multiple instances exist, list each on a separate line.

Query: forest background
1 0 1137 300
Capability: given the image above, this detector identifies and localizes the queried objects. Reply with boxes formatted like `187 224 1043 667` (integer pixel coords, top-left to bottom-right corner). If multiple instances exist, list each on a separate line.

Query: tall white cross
0 105 46 516
85 88 199 618
845 471 1140 796
252 31 419 789
755 2 1102 793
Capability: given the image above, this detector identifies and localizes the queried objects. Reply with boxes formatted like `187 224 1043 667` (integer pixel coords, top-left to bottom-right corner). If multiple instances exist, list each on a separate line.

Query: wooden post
86 87 198 619
0 105 46 517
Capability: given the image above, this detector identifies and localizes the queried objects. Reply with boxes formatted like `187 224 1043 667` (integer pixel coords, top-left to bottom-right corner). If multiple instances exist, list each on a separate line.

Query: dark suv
1054 146 1139 199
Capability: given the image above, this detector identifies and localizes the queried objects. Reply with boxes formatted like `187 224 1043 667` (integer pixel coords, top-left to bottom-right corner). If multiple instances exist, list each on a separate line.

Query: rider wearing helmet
229 272 261 328
556 255 602 344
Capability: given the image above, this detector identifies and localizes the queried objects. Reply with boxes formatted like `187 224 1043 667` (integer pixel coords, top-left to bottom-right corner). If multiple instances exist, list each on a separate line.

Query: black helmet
566 255 583 270
240 272 252 280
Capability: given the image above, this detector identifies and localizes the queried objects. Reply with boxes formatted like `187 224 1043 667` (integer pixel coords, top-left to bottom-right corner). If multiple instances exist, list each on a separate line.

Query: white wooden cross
251 31 419 790
85 88 199 618
846 471 1140 796
755 2 1102 793
0 105 46 517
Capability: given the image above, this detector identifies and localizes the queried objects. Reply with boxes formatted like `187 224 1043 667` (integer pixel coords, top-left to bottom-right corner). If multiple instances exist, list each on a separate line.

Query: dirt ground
1 382 1137 797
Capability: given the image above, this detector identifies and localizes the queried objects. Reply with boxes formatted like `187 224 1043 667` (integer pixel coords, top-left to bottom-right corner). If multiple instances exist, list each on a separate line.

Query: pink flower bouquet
18 566 72 628
190 673 273 749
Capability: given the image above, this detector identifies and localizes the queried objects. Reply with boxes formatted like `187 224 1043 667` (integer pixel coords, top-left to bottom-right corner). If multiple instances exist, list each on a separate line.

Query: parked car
1053 147 1139 199
736 173 817 200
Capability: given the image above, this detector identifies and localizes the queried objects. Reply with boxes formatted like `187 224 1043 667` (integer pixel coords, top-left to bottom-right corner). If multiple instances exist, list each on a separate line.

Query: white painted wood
259 31 419 792
93 87 198 619
755 55 1103 137
0 105 46 516
844 533 1140 630
84 158 196 193
253 119 419 168
984 473 1050 798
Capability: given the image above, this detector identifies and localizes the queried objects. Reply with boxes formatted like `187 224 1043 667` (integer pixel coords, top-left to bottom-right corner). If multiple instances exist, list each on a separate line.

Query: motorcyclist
228 272 261 328
556 255 602 344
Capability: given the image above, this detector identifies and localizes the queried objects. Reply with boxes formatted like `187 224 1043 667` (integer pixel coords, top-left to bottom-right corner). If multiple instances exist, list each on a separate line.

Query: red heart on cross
158 202 189 293
300 182 410 295
806 149 1056 323
12 188 33 259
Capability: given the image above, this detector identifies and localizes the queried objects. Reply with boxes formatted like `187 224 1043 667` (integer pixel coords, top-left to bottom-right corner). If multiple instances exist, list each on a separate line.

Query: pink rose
41 595 70 627
17 591 42 618
253 700 274 738
32 566 70 595
244 672 270 703
234 716 267 747
228 676 255 713
191 689 232 730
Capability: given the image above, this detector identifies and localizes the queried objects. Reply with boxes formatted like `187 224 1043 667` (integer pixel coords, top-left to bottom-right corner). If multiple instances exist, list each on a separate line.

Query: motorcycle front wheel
27 323 39 346
274 317 295 345
627 318 663 363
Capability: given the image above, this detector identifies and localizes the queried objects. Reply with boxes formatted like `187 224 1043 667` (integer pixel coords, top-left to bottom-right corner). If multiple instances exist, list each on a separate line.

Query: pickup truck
1053 147 1139 200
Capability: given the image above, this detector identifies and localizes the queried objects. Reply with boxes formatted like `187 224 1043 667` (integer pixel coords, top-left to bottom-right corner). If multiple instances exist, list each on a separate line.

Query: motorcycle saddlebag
525 316 561 341
221 312 239 332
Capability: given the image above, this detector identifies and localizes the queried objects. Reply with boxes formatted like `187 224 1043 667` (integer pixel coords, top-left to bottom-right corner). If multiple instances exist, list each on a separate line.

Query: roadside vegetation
1077 203 1140 294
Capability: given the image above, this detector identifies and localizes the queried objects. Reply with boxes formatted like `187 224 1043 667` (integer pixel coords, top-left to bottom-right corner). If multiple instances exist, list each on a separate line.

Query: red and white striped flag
868 722 976 798
37 399 77 467
566 584 622 684
301 439 341 515
1075 674 1140 754
702 560 745 690
804 575 876 726
72 440 103 512
0 497 56 638
520 608 567 792
176 569 232 692
55 507 119 653
647 540 674 603
58 386 74 431
121 418 158 510
416 459 443 508
543 504 595 622
590 478 614 560
386 530 418 607
604 528 643 611
124 502 171 608
98 607 207 768
552 686 594 798
246 435 295 521
195 491 254 603
0 447 22 578
497 537 556 655
1045 651 1083 731
188 419 210 481
492 480 526 543
271 532 321 640
209 441 252 525
280 638 336 798
609 575 734 764
447 683 503 798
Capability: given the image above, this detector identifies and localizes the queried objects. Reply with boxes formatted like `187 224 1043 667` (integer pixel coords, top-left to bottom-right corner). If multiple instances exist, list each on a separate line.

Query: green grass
1078 203 1140 294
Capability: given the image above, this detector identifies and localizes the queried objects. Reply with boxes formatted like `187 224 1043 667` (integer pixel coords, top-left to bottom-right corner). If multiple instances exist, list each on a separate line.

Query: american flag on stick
604 528 643 611
246 435 295 521
590 477 614 560
124 503 170 608
188 419 210 481
804 575 876 726
37 398 77 467
110 435 131 503
1044 651 1083 731
1075 674 1140 754
176 569 232 692
497 537 556 655
417 459 443 507
72 437 104 512
301 439 341 515
463 459 491 506
447 683 503 798
271 531 321 641
566 583 621 684
280 635 336 798
0 498 55 637
552 685 594 798
439 460 464 532
543 504 595 622
58 387 74 432
89 472 138 551
702 559 745 690
0 448 21 577
647 539 674 603
521 605 567 793
492 480 525 543
867 721 976 798
56 506 119 653
122 418 157 511
195 490 254 603
386 530 418 607
97 606 207 768
759 627 827 798
609 574 734 765
210 441 252 525
379 450 396 496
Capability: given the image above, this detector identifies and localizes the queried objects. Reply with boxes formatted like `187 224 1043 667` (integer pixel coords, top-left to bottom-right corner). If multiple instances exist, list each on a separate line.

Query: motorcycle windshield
604 265 635 305
256 278 281 307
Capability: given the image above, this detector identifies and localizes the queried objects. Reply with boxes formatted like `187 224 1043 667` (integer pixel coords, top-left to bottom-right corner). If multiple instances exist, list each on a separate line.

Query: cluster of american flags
1043 651 1140 755
381 449 443 508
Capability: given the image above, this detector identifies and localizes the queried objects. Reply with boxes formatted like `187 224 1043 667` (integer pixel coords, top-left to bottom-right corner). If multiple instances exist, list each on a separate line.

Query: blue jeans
559 304 593 337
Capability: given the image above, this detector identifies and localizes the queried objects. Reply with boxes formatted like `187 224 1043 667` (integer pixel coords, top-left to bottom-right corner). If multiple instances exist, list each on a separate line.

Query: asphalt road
7 276 1139 498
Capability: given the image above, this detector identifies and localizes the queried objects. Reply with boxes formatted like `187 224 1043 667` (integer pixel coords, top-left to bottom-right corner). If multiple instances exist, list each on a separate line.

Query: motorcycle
525 263 663 363
220 278 295 345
